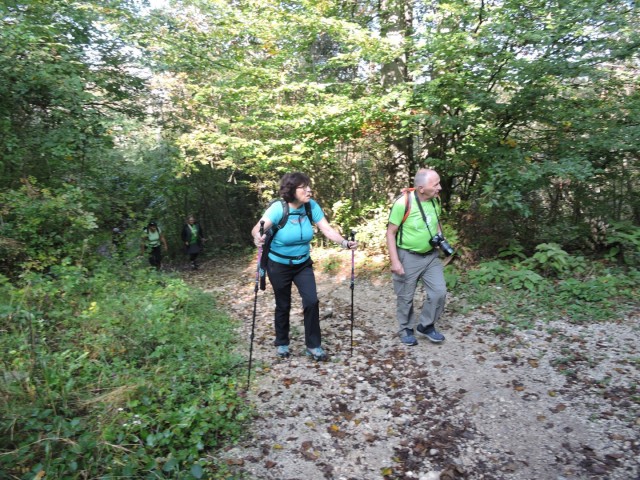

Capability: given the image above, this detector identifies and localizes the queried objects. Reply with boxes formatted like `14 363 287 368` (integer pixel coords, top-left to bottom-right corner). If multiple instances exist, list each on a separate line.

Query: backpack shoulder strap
259 199 289 289
391 187 414 245
400 188 414 226
265 198 289 232
304 201 314 225
275 199 289 230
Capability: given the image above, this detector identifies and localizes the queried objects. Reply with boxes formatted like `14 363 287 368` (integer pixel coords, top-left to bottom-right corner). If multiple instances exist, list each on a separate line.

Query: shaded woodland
1 0 638 263
0 0 638 478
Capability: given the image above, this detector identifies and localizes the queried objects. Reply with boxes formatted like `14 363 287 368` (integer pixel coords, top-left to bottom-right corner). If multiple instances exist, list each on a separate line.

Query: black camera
429 233 455 257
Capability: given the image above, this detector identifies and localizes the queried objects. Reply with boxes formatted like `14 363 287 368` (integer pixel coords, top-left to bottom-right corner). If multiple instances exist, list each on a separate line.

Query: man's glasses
297 186 313 193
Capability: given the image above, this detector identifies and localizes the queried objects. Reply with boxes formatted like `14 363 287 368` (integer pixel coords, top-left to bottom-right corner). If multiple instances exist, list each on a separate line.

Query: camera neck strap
413 190 441 237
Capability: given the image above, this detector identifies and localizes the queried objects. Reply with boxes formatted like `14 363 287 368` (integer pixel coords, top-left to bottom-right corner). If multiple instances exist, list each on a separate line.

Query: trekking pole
247 220 264 391
349 230 356 357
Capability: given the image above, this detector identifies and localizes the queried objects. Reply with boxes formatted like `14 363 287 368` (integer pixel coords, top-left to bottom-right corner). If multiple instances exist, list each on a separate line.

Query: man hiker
386 168 449 346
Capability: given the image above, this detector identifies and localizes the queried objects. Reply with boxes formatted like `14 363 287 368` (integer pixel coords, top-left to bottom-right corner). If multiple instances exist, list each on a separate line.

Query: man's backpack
392 188 415 244
143 225 162 247
259 199 314 290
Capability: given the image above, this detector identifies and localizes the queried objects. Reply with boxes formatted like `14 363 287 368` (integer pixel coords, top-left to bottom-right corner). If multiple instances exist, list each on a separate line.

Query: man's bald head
414 168 441 200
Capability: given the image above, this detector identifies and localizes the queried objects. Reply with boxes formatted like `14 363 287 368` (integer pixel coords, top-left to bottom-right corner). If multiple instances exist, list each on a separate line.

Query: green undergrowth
452 243 639 332
0 260 251 479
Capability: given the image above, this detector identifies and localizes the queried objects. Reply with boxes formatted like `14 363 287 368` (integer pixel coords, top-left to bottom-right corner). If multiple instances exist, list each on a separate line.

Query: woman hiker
251 172 357 361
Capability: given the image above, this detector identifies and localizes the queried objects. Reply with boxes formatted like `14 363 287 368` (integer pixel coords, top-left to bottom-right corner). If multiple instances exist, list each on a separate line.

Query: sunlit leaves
0 0 146 191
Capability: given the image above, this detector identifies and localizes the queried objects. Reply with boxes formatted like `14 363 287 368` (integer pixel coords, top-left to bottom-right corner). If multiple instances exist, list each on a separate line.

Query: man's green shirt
389 194 441 254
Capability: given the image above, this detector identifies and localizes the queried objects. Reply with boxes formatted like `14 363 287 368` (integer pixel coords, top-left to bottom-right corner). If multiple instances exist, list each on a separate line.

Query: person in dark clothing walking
251 172 357 361
181 215 205 270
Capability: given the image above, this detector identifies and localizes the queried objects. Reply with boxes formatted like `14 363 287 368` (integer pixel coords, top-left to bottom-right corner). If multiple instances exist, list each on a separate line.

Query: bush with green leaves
349 201 390 253
467 260 545 293
331 198 358 234
464 243 638 326
0 180 98 275
0 261 251 479
523 243 586 278
604 221 640 266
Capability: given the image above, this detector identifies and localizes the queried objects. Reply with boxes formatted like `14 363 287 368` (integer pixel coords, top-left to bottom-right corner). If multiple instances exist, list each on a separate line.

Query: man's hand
390 260 405 275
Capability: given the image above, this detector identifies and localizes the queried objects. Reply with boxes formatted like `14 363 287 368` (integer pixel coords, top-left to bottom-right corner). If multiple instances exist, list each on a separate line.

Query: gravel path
188 252 639 480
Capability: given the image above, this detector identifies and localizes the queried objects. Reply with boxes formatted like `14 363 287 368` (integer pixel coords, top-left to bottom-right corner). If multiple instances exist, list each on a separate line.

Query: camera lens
439 240 454 257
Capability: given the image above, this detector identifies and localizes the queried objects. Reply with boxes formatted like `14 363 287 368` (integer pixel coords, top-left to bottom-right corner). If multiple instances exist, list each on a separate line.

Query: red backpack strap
400 188 414 225
391 187 414 246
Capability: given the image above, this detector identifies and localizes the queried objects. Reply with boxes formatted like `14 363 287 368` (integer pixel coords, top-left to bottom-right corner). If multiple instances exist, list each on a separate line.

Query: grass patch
455 253 638 332
0 261 251 479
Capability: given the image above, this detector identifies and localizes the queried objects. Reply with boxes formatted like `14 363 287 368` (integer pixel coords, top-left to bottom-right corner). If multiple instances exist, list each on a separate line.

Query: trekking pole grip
258 220 264 260
349 230 355 288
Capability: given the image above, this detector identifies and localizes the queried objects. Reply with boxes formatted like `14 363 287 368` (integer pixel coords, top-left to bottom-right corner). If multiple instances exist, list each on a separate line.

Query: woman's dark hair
279 172 310 202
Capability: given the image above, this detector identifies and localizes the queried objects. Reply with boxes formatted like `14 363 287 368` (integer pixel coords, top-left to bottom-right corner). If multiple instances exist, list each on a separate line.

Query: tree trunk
380 0 413 199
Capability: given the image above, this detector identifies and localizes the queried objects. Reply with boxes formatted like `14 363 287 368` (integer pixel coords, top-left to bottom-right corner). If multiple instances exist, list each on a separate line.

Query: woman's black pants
267 258 321 349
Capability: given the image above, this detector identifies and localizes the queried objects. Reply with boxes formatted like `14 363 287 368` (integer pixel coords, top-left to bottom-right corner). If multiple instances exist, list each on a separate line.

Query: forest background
0 0 638 478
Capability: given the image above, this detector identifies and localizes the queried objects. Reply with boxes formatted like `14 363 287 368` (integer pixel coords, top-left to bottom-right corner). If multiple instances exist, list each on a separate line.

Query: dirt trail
184 252 639 480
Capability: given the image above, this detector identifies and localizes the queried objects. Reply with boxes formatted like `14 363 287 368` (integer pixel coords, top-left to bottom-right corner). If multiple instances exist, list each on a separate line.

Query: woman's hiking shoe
400 329 418 346
276 345 290 358
306 347 328 361
416 324 445 343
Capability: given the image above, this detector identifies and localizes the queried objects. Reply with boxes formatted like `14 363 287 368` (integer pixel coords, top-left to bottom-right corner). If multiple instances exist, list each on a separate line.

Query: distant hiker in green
181 215 205 270
251 172 358 361
141 221 168 270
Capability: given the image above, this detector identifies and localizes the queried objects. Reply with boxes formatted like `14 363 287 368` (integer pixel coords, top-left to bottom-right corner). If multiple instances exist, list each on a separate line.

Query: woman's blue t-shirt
265 199 324 264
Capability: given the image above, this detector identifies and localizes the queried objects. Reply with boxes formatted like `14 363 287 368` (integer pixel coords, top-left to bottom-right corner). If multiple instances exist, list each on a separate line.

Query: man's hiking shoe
400 329 418 346
417 324 445 343
306 347 328 361
276 345 290 358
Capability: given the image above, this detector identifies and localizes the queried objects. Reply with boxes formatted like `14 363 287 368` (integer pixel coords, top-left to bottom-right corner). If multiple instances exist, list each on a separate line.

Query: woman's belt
270 250 309 261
